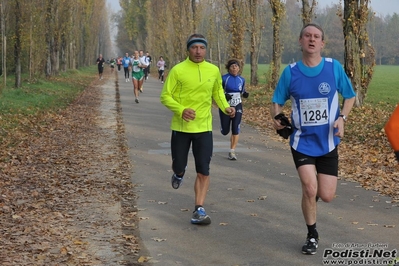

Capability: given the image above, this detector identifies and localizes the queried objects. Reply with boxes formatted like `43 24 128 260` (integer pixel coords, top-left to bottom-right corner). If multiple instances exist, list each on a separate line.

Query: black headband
227 61 239 68
187 38 208 50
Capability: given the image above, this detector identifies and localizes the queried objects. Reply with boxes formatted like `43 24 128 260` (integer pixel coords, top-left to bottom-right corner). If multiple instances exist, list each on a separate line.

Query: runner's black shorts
171 131 213 176
219 103 243 136
291 146 338 176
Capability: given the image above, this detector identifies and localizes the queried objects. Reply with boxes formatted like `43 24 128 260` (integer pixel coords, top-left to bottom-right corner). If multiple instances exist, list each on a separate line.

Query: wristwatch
339 114 347 122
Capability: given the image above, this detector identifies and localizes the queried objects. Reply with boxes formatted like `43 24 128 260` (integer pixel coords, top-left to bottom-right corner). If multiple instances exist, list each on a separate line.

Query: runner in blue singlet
270 23 356 256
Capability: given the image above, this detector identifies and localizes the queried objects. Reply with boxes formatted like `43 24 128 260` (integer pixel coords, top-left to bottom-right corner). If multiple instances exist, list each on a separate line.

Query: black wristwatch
339 114 347 122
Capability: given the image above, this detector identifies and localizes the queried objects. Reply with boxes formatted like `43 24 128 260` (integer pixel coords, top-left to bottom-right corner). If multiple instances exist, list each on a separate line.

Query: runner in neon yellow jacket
160 34 235 225
160 57 233 132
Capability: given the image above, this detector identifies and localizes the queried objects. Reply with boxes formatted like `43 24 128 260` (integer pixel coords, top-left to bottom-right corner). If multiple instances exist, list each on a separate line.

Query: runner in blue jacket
219 59 249 160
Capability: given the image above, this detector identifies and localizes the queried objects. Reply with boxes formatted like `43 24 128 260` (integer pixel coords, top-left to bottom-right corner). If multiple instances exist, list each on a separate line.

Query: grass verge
0 66 97 153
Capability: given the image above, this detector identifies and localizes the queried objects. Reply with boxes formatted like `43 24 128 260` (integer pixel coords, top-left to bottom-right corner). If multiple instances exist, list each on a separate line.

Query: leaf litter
0 75 143 265
1 80 398 265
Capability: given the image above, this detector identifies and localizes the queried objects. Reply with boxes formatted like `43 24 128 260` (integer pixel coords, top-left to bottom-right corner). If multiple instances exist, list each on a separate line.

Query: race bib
228 93 242 107
132 60 140 72
299 98 328 126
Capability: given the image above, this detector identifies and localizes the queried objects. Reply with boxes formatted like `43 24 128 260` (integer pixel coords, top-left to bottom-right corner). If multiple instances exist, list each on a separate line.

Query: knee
302 184 317 199
221 129 229 136
196 166 210 177
197 173 209 180
319 192 335 203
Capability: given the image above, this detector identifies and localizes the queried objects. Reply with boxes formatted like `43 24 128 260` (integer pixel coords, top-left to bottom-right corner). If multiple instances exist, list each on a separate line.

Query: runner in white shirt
138 50 148 93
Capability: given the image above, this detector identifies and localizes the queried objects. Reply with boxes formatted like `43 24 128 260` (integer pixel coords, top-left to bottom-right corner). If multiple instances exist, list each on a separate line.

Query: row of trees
2 0 395 107
0 0 112 91
115 0 399 106
116 0 399 67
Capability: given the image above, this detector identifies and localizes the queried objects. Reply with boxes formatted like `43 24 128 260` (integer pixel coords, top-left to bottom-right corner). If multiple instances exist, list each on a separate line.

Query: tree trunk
191 0 197 33
343 0 375 107
268 0 285 91
51 3 59 76
14 0 21 88
45 0 54 77
29 13 32 80
249 0 259 86
227 0 244 61
1 1 6 92
301 0 317 25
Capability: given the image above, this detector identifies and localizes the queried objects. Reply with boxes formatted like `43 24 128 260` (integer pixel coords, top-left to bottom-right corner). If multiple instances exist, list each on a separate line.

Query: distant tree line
116 0 385 106
115 0 397 67
2 0 396 106
0 0 112 91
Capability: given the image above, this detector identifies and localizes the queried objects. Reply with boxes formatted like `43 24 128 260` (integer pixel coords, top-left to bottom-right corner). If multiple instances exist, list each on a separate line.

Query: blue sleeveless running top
272 58 356 156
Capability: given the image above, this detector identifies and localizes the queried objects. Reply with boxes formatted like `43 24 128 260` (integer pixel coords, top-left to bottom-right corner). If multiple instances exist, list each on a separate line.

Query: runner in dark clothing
96 54 105 80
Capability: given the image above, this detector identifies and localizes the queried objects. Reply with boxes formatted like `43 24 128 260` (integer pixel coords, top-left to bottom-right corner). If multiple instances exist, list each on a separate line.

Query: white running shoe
228 152 237 160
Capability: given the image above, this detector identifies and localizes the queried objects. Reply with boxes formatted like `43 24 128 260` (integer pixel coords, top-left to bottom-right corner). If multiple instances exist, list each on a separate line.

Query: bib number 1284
300 98 328 126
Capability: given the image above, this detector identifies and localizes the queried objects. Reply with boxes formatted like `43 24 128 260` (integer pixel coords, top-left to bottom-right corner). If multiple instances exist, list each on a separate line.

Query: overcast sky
107 0 120 11
317 0 399 16
106 0 399 16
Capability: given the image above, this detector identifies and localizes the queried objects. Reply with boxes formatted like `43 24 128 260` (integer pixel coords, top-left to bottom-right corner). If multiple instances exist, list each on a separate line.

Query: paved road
112 71 398 266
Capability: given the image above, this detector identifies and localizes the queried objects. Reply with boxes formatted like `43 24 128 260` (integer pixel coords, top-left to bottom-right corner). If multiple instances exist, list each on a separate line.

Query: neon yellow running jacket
160 57 230 133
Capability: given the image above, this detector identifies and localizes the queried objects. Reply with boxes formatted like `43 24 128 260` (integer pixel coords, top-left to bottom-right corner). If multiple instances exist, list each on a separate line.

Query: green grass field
365 65 399 105
0 67 93 116
0 67 94 143
241 64 399 106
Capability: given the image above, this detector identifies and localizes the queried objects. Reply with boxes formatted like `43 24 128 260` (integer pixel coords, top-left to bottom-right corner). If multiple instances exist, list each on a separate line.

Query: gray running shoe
171 174 183 189
228 152 237 160
191 207 211 225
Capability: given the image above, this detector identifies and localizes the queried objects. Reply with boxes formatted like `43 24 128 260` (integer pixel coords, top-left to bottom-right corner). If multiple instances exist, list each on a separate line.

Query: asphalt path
112 70 398 266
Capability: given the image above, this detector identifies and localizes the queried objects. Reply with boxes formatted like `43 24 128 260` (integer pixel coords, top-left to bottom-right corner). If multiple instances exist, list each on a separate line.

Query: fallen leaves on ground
0 75 141 265
1 78 398 265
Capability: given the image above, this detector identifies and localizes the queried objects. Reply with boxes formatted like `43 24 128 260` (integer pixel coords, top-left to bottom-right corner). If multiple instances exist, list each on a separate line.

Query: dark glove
274 113 294 139
225 93 232 101
395 151 399 162
242 92 249 98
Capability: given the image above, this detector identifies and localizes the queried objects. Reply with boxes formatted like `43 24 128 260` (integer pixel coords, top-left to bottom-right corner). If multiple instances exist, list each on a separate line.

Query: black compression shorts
291 147 338 176
171 131 213 176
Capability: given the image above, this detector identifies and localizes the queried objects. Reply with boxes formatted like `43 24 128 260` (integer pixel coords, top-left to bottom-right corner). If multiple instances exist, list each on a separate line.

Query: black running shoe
302 235 318 255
